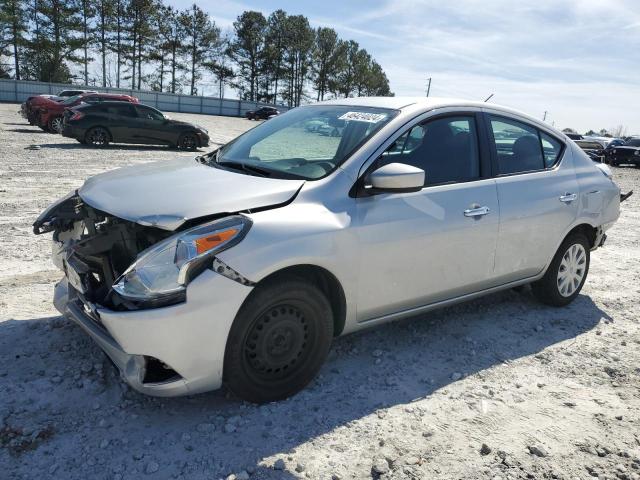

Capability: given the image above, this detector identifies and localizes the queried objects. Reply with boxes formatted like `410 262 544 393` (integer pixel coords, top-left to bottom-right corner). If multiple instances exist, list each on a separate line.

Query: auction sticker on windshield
338 111 388 123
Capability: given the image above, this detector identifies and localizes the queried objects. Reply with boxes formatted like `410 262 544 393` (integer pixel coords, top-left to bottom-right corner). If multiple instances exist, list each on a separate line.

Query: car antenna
484 94 494 102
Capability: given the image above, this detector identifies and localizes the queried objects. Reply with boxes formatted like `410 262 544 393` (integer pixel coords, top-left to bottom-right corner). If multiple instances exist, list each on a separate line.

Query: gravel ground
1 102 639 480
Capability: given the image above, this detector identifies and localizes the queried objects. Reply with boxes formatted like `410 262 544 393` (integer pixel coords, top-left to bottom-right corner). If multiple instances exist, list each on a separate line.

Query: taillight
70 112 85 121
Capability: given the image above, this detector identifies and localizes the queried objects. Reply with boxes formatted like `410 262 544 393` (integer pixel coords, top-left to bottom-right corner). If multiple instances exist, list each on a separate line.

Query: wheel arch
178 130 201 147
541 221 598 277
565 223 598 249
250 264 347 337
85 125 113 142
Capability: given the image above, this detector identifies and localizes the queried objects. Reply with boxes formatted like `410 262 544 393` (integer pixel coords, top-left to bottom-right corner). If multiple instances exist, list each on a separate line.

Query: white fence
0 79 288 117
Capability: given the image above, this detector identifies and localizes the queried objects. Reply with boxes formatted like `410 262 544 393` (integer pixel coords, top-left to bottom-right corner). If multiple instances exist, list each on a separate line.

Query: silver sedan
35 97 621 403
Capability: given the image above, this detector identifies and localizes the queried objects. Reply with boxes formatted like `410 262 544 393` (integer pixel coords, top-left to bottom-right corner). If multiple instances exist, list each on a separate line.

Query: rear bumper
54 269 253 397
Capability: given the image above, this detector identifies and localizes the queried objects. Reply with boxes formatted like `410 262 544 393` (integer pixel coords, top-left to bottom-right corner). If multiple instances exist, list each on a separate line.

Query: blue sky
170 0 640 134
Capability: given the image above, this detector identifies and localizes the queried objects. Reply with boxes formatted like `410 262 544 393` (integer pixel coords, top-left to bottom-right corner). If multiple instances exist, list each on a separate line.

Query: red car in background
37 93 139 132
21 90 96 125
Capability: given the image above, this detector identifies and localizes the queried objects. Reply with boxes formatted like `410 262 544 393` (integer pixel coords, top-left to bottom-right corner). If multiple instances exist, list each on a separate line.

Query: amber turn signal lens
195 228 238 255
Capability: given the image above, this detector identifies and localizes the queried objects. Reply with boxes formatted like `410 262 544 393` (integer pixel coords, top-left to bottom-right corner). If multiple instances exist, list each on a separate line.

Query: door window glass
136 106 164 121
117 105 137 117
490 116 545 174
540 132 563 167
379 116 480 186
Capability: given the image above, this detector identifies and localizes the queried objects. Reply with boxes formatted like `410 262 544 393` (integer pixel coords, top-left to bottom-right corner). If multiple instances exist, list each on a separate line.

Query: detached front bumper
54 269 253 397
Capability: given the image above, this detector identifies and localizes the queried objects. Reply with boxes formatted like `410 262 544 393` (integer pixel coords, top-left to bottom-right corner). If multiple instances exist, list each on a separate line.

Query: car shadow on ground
1 288 609 478
8 128 50 134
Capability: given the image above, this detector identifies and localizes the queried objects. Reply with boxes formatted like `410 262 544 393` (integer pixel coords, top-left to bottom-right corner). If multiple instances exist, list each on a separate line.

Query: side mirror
367 163 425 193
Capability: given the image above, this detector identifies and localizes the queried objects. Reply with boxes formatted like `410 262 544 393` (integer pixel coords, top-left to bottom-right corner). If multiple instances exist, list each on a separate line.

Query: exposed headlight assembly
112 215 251 304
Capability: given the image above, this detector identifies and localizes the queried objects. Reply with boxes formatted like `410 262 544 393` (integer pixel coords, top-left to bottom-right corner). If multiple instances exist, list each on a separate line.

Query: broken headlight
112 216 251 303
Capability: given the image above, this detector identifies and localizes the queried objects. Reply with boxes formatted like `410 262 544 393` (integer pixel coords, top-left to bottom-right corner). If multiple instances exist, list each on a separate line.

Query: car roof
313 96 560 135
80 92 131 98
75 100 137 108
315 96 493 110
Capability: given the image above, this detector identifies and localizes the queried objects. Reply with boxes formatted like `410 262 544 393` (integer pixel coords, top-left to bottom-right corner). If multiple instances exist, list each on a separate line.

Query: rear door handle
464 206 490 217
559 193 577 203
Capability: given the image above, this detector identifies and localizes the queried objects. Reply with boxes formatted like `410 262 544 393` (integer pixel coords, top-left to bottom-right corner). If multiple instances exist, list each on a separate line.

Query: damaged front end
34 192 257 396
34 192 176 310
34 192 254 310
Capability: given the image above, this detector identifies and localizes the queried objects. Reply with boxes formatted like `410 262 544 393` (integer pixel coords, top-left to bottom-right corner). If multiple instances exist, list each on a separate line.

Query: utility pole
426 77 431 97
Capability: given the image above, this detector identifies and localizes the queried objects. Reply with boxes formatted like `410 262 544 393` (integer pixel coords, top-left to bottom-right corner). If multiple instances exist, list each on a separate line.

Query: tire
84 127 110 147
531 232 590 307
48 116 63 134
224 277 334 403
178 132 198 151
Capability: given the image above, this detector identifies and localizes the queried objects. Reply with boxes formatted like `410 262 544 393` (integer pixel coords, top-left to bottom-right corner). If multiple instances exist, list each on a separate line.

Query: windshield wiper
216 161 272 177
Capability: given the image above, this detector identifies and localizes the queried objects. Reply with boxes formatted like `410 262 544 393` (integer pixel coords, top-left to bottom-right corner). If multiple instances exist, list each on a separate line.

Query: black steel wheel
224 277 334 403
178 133 198 151
85 127 110 147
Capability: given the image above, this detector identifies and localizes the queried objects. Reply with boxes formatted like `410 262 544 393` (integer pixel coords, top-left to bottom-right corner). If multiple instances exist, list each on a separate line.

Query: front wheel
178 133 198 151
532 233 590 307
224 277 334 403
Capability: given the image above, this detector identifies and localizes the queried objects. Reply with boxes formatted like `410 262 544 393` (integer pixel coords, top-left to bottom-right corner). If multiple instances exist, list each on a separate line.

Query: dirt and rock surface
1 102 639 479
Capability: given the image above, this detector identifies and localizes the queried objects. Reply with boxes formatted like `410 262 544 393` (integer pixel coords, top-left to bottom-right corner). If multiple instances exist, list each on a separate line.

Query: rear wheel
531 233 590 307
178 132 198 151
85 127 110 147
224 277 334 403
48 116 63 133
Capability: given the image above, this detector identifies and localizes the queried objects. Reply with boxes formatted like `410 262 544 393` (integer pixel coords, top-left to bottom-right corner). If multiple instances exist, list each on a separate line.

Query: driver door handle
559 192 577 203
464 206 490 217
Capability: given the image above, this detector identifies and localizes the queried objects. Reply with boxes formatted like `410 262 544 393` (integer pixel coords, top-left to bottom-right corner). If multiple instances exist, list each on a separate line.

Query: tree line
0 0 393 106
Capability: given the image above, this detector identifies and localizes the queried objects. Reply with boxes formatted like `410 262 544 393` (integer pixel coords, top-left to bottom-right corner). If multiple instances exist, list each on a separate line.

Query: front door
355 114 500 322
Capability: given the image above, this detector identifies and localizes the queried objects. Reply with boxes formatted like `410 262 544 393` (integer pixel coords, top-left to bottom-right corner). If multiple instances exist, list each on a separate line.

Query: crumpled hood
79 158 304 230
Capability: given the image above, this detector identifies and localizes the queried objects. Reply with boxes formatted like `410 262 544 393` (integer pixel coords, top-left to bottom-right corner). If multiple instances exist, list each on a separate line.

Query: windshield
214 105 398 180
62 95 82 105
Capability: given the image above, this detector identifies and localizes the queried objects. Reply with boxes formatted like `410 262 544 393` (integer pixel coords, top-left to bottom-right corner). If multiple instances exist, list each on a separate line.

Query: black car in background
608 138 640 167
62 102 209 149
245 106 279 120
575 139 606 162
565 132 583 140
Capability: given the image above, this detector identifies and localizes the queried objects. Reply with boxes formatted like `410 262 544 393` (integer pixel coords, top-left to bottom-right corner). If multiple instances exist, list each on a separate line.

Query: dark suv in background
62 102 209 150
245 106 279 120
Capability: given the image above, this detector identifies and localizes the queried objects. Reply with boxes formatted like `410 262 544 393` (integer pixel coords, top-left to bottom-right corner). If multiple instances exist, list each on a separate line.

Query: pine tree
311 27 339 101
95 0 113 86
79 0 95 85
179 3 220 95
230 11 266 101
0 0 28 79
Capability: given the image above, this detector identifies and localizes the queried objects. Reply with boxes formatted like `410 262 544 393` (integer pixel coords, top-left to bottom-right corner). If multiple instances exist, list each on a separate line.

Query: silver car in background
35 97 621 403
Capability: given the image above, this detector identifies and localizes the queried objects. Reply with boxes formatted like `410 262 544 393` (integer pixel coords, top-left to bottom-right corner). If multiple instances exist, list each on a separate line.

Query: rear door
486 113 578 282
109 104 140 142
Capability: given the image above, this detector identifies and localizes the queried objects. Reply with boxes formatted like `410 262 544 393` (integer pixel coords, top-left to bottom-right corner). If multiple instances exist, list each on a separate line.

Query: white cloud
166 0 640 132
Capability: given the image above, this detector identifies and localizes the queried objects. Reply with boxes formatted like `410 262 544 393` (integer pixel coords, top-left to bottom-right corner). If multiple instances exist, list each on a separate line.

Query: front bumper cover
54 268 253 397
